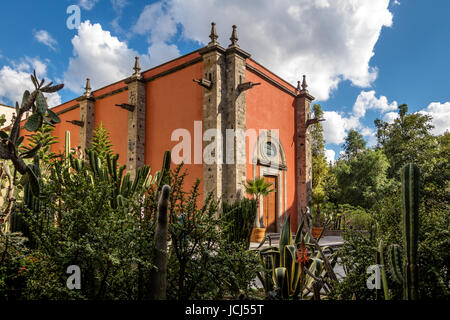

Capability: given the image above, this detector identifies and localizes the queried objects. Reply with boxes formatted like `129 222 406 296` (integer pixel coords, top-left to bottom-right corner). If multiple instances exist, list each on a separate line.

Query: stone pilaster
222 44 250 203
295 77 314 221
125 77 146 180
77 94 95 152
199 44 226 200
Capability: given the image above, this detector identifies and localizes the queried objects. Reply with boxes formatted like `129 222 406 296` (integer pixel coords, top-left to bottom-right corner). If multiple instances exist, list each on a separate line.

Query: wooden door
263 175 278 233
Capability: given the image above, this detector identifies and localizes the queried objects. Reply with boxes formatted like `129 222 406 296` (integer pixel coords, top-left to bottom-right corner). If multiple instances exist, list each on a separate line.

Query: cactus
157 150 171 192
150 184 170 299
378 240 390 300
389 243 403 284
401 163 420 300
65 130 70 165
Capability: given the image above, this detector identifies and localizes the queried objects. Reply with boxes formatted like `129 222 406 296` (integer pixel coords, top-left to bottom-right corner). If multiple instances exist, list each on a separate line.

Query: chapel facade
45 23 315 232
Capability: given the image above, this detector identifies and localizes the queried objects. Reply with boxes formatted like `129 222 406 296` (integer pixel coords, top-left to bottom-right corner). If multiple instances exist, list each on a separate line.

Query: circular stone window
264 141 277 158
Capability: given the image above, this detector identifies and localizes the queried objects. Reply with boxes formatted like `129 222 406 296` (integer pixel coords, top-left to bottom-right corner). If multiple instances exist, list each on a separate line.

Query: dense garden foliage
0 77 448 300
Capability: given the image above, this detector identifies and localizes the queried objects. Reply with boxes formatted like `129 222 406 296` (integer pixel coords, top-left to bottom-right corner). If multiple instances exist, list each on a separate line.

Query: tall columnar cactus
157 150 171 192
65 130 70 165
388 243 403 284
401 163 420 300
378 240 390 300
150 184 170 300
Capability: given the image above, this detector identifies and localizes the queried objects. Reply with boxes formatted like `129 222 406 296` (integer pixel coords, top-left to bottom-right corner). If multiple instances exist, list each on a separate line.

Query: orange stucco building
45 23 315 233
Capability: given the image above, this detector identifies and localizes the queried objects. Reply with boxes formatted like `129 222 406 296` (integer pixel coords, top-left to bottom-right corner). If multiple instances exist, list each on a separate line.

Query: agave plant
256 213 338 299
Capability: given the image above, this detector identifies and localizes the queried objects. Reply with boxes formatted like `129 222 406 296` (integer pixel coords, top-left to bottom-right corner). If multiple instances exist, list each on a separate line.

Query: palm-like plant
245 177 274 228
245 177 274 201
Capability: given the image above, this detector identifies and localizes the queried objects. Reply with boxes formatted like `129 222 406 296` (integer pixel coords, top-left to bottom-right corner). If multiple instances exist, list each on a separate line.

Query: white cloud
0 58 61 108
64 21 150 94
322 111 359 144
132 3 180 67
323 90 397 145
353 90 397 118
157 0 393 101
34 30 58 50
382 111 398 123
147 42 180 67
419 102 450 135
325 149 336 164
78 0 100 10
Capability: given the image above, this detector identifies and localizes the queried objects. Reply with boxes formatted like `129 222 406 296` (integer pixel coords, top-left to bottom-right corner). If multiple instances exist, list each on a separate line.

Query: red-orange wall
93 91 128 166
145 61 204 196
245 59 298 231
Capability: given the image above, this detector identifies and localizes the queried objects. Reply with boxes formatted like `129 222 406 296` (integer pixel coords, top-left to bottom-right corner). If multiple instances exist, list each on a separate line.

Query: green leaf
41 83 64 93
274 267 290 298
21 90 30 108
36 91 48 115
47 108 61 124
20 142 42 159
25 113 42 132
0 131 8 140
15 136 24 147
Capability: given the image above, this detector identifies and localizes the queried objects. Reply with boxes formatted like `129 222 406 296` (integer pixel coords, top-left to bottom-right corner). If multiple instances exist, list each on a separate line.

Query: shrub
222 198 257 249
162 165 259 299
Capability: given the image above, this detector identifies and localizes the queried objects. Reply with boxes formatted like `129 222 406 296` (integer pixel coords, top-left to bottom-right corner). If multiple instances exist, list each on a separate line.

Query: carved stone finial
208 22 219 46
229 25 239 47
297 80 301 92
133 56 141 78
84 78 92 97
301 75 308 91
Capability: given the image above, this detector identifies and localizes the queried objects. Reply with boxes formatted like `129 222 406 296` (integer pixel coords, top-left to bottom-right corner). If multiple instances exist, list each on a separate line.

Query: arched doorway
252 131 287 233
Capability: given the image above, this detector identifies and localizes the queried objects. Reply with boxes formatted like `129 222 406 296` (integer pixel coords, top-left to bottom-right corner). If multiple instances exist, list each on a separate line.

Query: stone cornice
297 90 315 101
246 64 296 97
198 45 226 55
225 45 251 59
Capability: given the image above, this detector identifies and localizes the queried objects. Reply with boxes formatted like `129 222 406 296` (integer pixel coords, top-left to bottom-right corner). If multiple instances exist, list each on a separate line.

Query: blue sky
0 0 449 161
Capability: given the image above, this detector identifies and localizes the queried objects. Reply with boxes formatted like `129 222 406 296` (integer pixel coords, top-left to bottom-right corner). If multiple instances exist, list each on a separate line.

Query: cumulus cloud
322 111 358 144
419 102 450 135
154 0 394 100
132 3 180 67
382 111 398 123
64 21 150 94
325 149 336 164
34 30 58 50
353 90 397 118
0 57 61 108
323 90 398 145
78 0 100 10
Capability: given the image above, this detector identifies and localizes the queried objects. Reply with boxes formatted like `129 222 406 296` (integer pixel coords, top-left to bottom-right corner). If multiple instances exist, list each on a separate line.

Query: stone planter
250 227 266 243
311 227 324 239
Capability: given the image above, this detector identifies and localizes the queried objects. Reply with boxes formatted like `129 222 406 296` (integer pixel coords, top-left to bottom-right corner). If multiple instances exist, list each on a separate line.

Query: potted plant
311 206 324 239
245 177 274 242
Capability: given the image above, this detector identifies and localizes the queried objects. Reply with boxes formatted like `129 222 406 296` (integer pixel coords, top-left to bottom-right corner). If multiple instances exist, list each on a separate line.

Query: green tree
311 104 328 226
374 104 438 179
89 123 113 162
20 123 58 164
333 149 390 210
343 129 366 159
